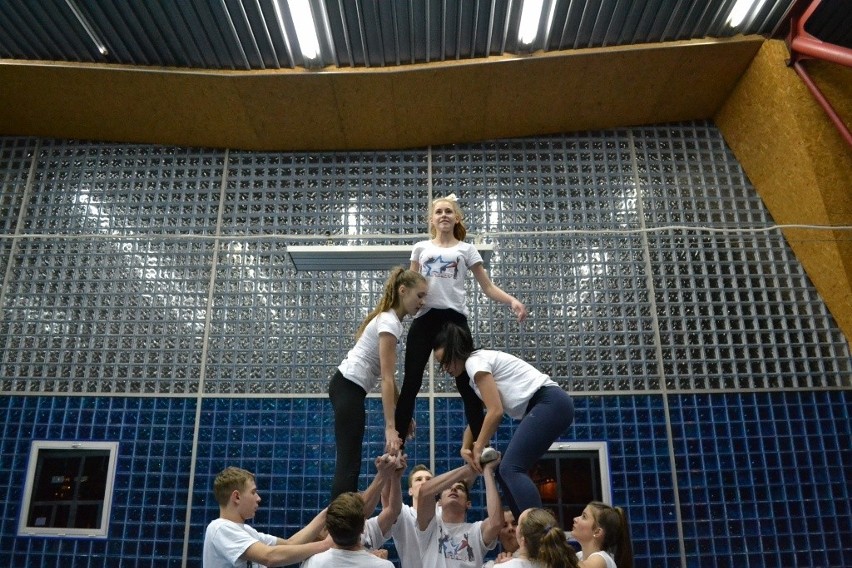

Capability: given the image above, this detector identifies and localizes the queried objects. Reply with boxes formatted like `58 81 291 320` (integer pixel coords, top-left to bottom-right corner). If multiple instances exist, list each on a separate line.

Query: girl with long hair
329 267 427 499
572 502 634 568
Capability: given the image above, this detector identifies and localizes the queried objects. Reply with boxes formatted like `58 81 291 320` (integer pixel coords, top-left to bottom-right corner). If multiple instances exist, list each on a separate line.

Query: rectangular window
531 441 611 529
18 441 119 538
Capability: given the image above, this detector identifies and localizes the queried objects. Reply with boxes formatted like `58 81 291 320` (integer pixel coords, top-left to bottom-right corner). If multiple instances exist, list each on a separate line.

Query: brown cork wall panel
0 36 763 151
715 39 852 344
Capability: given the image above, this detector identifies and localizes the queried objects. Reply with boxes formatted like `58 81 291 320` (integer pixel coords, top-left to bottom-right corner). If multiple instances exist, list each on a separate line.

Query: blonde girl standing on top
394 194 528 447
329 267 427 499
395 194 527 443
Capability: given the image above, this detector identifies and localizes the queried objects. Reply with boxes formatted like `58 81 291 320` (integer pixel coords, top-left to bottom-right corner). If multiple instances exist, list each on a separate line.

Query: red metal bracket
785 0 852 147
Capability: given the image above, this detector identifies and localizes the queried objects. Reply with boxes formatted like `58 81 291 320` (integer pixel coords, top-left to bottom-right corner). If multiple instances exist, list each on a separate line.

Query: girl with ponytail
572 502 634 568
500 508 579 568
329 267 427 499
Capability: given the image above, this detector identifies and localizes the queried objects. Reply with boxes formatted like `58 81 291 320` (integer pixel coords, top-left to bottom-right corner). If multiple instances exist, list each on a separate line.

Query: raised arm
243 535 332 567
378 331 402 455
362 454 396 516
470 264 527 322
479 455 504 545
462 371 504 472
277 507 327 545
376 454 406 535
456 374 486 441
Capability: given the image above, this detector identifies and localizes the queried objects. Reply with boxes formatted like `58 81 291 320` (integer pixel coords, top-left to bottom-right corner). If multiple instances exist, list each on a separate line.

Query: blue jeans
496 385 575 518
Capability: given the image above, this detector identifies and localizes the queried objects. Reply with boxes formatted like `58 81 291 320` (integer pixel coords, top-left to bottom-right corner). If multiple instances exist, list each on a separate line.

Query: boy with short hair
203 466 330 567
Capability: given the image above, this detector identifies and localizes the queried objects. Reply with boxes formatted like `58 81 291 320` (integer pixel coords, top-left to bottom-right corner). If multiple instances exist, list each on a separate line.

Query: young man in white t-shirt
388 462 480 567
416 456 503 568
203 466 331 567
301 492 394 568
387 464 433 567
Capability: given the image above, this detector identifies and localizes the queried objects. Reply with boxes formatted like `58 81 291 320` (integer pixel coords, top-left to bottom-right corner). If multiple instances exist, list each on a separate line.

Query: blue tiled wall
1 392 848 566
0 396 195 565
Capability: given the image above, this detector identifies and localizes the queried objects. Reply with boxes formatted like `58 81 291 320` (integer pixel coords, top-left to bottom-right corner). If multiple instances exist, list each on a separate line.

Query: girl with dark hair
329 267 427 499
432 322 575 518
572 502 634 568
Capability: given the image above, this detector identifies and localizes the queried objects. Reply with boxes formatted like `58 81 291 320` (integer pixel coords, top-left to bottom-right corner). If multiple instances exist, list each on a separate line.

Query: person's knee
497 460 518 479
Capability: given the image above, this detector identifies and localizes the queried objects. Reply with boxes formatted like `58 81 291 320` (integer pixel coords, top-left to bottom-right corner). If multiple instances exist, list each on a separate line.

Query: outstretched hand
482 451 501 473
460 447 483 474
511 299 528 323
376 452 408 479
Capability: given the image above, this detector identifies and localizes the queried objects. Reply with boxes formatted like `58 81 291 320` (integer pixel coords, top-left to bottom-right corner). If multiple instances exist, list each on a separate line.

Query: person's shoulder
362 550 395 567
378 309 399 322
300 548 332 566
592 550 617 565
468 349 496 363
205 517 234 532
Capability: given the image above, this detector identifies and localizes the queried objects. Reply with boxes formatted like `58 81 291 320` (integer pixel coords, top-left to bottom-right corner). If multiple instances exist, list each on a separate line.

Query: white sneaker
480 447 500 465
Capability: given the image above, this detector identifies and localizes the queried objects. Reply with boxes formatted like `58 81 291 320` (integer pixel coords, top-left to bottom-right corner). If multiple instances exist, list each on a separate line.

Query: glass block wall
0 123 849 568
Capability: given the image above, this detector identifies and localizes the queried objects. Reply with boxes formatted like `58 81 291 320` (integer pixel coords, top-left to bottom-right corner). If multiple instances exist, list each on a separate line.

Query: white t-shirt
418 514 496 568
390 504 421 568
203 518 277 568
338 310 403 392
301 547 394 568
491 558 537 568
464 350 558 419
576 549 617 568
362 515 391 552
411 240 483 317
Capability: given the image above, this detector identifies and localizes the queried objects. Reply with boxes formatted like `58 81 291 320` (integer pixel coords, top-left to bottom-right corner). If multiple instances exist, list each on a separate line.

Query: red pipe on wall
791 61 852 147
786 0 852 148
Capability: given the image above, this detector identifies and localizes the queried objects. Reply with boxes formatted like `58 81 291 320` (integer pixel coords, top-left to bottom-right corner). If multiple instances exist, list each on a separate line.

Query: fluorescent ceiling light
65 0 109 55
518 0 545 45
288 0 321 60
727 0 760 28
287 244 493 272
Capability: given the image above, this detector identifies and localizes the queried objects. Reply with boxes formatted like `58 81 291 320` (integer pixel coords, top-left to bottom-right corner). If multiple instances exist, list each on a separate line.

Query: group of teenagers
204 195 634 568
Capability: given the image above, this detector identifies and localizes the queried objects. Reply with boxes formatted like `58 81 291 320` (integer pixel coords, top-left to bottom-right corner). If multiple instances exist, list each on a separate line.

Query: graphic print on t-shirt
437 525 475 561
423 255 461 279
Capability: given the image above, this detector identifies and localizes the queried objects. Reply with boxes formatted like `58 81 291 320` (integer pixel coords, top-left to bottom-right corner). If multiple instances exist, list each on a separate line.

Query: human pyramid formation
203 196 634 568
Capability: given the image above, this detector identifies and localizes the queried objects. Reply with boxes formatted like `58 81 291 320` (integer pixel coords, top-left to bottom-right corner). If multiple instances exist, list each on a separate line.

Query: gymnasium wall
0 122 849 567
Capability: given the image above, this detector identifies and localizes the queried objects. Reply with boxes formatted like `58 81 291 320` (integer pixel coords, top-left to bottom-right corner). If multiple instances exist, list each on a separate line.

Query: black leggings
394 309 485 443
329 370 367 500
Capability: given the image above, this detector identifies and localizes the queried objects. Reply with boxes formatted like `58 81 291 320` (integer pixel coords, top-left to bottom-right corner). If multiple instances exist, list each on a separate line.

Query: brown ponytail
589 501 634 568
520 508 579 568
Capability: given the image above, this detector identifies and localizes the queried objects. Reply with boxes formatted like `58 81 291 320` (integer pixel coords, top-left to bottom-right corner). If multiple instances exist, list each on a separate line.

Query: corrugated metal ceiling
0 0 800 70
